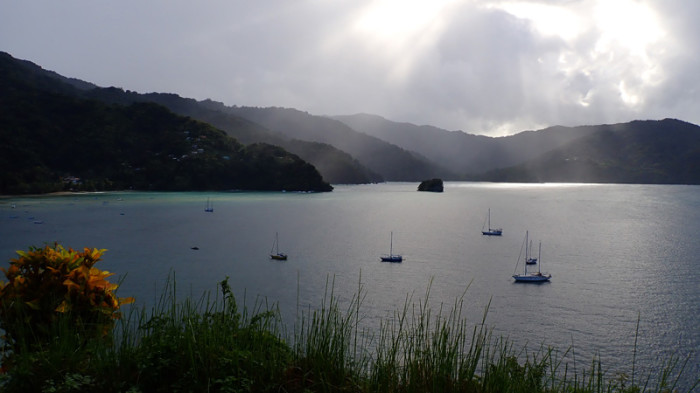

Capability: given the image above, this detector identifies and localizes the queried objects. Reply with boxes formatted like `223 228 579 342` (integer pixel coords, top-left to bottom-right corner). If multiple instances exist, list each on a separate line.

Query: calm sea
1 182 698 389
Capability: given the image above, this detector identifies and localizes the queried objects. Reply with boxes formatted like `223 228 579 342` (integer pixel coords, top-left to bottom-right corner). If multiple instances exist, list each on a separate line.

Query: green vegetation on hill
83 86 383 184
222 106 453 181
148 95 385 184
0 53 332 194
282 139 382 184
336 114 700 185
477 119 700 184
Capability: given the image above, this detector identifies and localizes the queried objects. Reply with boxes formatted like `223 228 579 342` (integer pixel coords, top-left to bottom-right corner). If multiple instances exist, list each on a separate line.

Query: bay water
1 182 698 389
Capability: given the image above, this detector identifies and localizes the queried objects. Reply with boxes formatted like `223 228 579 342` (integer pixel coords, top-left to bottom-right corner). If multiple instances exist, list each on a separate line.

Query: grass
0 274 697 393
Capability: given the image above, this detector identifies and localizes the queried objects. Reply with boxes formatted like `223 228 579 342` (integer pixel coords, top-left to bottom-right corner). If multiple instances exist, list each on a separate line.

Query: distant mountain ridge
333 114 601 174
334 114 700 184
0 54 449 183
3 50 700 186
479 119 700 184
0 52 332 194
84 89 384 184
80 84 451 182
0 51 379 185
212 105 454 181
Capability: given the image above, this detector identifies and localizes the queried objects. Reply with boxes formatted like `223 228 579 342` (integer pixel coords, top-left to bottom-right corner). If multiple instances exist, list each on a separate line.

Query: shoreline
0 191 113 199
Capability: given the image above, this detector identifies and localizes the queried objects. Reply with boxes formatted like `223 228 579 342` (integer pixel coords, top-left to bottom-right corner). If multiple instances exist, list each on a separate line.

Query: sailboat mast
271 232 280 254
537 241 542 274
525 230 529 259
389 231 393 255
524 231 529 275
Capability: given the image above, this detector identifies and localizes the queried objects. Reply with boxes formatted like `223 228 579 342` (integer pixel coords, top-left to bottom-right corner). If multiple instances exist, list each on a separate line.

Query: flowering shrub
0 243 134 350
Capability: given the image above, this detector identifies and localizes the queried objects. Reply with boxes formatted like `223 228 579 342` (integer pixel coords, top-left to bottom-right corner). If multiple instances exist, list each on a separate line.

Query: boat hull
482 230 502 236
380 255 402 263
270 253 288 260
512 274 551 282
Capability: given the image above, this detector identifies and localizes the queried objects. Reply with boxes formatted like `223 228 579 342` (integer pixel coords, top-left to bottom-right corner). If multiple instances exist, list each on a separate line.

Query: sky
1 0 699 136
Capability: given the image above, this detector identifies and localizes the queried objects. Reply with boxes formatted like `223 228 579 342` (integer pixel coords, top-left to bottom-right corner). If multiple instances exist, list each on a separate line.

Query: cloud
1 0 698 135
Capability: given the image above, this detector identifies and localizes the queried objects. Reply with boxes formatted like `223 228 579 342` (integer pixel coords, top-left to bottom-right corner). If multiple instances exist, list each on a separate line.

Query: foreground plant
0 243 134 355
129 276 290 392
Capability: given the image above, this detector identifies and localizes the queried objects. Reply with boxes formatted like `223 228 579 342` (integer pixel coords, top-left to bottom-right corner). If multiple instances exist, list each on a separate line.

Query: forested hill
0 53 333 194
333 113 595 175
477 119 700 184
0 51 381 185
217 105 453 181
85 89 383 184
335 114 700 185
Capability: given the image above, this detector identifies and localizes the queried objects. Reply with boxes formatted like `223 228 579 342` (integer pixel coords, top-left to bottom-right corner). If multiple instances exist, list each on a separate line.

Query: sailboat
269 232 288 260
204 198 214 212
513 231 551 282
481 208 503 236
380 231 402 262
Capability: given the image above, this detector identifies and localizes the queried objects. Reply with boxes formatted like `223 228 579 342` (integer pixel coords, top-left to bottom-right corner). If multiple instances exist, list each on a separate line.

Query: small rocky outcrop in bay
418 178 443 192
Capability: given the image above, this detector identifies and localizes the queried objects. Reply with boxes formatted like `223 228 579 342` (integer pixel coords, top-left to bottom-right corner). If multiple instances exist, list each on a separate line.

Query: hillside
478 119 700 184
85 88 383 184
333 113 600 175
4 51 699 186
334 113 495 174
213 106 454 181
0 51 376 185
0 54 332 194
334 114 700 185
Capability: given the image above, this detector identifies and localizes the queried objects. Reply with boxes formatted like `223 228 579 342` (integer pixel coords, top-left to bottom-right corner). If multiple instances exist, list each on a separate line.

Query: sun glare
347 0 456 82
488 2 583 41
353 0 455 40
594 0 663 57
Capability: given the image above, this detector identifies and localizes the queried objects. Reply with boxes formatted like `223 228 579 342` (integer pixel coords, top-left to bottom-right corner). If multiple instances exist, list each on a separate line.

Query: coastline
0 191 111 199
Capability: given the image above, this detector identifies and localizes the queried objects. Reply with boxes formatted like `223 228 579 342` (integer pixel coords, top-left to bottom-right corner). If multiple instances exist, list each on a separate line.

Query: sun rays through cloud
347 0 457 84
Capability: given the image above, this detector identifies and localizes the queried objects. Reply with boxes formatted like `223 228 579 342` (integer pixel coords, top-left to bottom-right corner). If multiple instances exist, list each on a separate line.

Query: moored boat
270 232 287 260
380 231 402 262
481 208 502 236
513 231 551 282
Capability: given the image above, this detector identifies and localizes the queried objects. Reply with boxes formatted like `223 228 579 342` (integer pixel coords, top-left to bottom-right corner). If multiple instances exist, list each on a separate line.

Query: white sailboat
513 231 551 282
204 198 214 212
380 231 402 262
269 232 287 260
481 208 502 236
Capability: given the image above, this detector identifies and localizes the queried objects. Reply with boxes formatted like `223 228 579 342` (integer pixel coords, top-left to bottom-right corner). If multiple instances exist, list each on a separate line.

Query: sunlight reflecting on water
448 181 608 189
